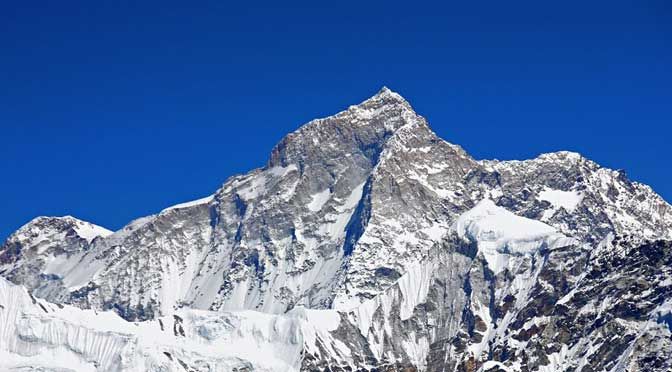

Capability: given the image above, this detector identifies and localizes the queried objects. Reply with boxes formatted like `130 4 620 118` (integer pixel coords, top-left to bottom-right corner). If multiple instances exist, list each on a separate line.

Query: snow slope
0 276 341 372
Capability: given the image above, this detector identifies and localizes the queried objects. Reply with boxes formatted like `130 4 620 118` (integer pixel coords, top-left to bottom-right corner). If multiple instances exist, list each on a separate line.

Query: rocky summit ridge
0 88 671 372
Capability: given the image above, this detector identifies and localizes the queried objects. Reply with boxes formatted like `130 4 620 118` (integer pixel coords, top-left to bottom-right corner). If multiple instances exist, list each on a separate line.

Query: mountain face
1 88 670 372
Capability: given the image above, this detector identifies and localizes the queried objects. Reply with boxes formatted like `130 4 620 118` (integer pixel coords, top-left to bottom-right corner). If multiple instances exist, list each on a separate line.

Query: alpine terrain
1 88 671 372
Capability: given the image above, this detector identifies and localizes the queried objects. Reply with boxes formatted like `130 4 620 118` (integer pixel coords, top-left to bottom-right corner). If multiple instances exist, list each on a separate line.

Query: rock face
1 88 671 371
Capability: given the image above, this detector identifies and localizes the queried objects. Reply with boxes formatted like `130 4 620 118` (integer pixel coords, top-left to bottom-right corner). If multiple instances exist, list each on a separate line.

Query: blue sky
1 1 670 240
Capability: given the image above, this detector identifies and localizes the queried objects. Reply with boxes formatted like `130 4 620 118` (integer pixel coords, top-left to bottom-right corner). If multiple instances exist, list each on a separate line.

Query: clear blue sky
1 1 670 240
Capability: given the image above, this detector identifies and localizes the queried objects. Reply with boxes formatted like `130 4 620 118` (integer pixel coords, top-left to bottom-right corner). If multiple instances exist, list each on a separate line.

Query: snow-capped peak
71 218 113 242
372 85 408 102
2 88 672 372
267 86 426 169
8 215 111 245
535 150 586 164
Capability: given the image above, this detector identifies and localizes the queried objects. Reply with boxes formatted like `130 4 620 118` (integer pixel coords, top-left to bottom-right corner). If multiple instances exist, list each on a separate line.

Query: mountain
1 88 670 371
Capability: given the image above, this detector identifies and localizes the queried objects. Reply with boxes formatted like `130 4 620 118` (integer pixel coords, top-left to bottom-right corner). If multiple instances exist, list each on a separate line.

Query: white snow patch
453 199 569 273
161 195 213 212
237 173 268 200
398 262 434 320
267 164 298 177
538 187 583 215
302 309 341 331
72 220 113 243
318 182 366 238
481 361 514 371
454 199 557 245
307 188 331 212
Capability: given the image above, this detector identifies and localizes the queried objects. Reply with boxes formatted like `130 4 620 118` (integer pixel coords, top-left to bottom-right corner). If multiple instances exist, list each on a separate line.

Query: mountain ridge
1 88 671 371
3 87 671 315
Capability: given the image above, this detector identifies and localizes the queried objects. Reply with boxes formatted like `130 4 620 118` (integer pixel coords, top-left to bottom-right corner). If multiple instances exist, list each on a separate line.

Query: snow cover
453 199 573 273
480 361 514 371
454 199 557 243
307 188 331 212
0 277 343 372
538 187 583 220
538 187 583 212
11 216 112 245
70 220 113 242
397 261 435 321
161 195 214 212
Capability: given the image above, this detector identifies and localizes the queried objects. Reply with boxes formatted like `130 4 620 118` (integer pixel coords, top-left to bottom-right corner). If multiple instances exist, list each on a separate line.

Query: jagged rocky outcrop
1 88 670 371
